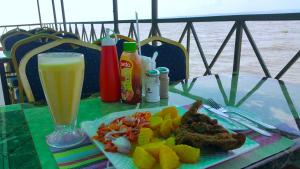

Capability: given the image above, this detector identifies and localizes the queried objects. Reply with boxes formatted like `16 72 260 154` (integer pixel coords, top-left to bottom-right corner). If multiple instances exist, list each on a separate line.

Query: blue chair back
28 28 43 34
3 33 32 51
0 28 27 42
11 35 70 102
18 40 100 102
53 32 80 40
140 36 188 82
36 28 57 34
116 39 127 59
115 34 135 59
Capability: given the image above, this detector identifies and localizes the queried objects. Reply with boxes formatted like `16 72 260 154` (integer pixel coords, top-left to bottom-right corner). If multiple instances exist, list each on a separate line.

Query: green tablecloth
0 50 11 61
1 74 300 169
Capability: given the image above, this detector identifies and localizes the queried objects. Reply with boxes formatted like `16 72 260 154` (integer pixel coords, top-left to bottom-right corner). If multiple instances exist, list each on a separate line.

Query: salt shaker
157 67 169 99
145 69 160 102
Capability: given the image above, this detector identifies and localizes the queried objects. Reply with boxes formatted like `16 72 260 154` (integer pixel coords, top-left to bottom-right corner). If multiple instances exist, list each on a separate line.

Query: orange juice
38 54 84 125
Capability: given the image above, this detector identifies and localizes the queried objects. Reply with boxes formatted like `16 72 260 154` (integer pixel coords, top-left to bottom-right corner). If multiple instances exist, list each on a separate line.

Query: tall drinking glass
38 52 86 148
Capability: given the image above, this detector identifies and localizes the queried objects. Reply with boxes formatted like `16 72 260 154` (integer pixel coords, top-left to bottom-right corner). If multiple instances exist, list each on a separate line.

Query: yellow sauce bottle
120 42 142 104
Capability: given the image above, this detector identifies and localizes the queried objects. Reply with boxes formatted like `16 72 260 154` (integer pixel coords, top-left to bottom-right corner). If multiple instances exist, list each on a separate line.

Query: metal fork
204 99 272 136
207 98 276 130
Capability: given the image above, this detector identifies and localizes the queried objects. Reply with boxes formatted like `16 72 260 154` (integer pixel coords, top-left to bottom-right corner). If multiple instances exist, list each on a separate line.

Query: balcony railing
1 13 300 82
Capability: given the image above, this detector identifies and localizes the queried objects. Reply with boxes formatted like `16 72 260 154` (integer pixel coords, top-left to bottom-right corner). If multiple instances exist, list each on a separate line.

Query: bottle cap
146 69 160 76
156 67 169 74
101 28 116 46
123 42 137 52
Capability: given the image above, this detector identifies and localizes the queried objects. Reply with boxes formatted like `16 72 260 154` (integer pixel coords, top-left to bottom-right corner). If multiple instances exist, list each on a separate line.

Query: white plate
81 106 259 169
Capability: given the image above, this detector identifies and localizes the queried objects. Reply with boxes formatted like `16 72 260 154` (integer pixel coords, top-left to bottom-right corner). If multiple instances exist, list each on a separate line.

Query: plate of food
81 100 259 169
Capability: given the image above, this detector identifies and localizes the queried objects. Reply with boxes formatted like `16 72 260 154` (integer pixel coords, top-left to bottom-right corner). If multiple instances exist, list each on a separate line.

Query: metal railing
170 74 300 132
1 13 300 81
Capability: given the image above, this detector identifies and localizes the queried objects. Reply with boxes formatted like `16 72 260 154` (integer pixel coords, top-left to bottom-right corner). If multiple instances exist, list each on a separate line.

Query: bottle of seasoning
120 42 142 104
145 69 160 102
141 55 156 96
157 67 169 99
100 28 121 102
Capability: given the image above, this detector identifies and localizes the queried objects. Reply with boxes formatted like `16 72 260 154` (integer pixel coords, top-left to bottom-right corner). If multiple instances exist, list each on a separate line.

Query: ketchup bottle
100 29 121 102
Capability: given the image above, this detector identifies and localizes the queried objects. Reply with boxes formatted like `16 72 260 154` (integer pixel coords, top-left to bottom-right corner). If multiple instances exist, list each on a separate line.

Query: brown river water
1 21 300 84
117 21 300 84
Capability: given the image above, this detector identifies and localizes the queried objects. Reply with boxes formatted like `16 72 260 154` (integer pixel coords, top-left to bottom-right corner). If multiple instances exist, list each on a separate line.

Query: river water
1 21 300 84
117 21 300 84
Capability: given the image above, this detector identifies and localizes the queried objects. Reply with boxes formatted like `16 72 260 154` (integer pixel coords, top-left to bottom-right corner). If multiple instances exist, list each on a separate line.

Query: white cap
101 28 116 46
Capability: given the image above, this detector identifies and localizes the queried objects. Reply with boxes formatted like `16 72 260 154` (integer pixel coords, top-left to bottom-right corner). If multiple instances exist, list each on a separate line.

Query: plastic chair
28 27 44 34
52 31 80 40
18 38 100 103
11 34 62 102
115 34 135 59
1 31 32 51
35 27 57 34
0 28 27 43
140 36 189 82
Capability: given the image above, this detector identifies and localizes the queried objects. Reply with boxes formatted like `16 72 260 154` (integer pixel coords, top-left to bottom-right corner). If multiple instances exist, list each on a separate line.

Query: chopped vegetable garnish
93 112 152 153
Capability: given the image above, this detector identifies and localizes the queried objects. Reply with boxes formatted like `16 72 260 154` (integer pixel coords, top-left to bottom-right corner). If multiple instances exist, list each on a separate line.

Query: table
1 74 300 169
0 51 12 105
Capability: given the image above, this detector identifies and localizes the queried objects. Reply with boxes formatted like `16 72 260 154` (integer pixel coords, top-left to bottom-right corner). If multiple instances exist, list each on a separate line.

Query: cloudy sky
0 0 300 25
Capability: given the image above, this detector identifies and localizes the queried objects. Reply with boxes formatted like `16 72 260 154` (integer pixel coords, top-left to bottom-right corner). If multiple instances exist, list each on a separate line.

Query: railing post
36 0 42 27
178 23 189 43
151 0 158 44
204 23 236 76
229 21 244 106
112 0 120 34
229 73 239 106
81 24 88 42
233 21 244 75
51 0 58 30
75 24 79 37
190 22 211 75
128 23 133 38
215 75 229 105
279 81 300 127
275 51 300 79
69 24 73 33
236 77 267 107
100 24 106 38
151 0 158 35
90 24 97 42
60 0 67 31
242 22 271 77
186 22 191 54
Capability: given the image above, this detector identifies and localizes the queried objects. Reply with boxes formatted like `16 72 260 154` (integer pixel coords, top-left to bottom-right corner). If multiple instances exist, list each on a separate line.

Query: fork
207 98 276 130
204 99 272 136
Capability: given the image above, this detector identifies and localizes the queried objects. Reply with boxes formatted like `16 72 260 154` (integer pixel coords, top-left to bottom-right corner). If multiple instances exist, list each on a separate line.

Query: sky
0 0 300 26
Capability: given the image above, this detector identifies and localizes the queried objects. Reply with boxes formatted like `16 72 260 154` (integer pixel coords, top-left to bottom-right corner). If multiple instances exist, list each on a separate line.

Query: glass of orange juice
38 52 86 148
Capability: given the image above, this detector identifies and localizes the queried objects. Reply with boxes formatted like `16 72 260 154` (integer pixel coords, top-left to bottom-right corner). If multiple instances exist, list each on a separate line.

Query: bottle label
120 59 134 101
145 76 160 102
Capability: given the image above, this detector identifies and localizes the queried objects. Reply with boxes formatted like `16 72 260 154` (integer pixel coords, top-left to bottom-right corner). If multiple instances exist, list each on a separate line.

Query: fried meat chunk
175 100 246 151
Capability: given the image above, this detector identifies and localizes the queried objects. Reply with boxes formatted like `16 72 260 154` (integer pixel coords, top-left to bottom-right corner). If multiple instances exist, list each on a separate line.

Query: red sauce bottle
120 42 142 104
100 29 121 102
